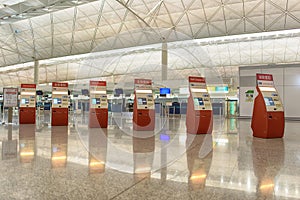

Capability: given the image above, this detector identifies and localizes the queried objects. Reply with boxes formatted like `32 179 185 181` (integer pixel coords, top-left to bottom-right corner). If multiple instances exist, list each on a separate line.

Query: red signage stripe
21 84 36 88
189 76 206 83
90 80 106 86
256 73 273 81
52 82 68 88
134 79 152 85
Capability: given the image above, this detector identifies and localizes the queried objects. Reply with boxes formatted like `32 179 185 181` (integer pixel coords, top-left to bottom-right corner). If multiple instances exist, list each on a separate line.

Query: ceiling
1 0 300 86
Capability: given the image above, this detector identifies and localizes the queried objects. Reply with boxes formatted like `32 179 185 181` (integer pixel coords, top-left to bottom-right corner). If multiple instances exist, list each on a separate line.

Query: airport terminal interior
1 0 300 199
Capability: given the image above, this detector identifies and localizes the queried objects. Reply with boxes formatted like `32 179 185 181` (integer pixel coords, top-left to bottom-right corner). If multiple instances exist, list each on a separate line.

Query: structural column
34 60 39 85
162 42 168 81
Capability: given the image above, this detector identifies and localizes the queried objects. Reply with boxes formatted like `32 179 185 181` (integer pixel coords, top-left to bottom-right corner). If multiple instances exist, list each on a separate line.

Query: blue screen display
160 88 171 94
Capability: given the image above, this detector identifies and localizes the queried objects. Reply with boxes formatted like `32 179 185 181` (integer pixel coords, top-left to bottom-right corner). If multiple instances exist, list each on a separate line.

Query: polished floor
0 115 299 200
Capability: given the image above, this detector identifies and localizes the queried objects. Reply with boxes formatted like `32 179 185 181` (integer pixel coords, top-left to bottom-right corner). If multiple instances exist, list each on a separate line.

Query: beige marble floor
0 116 299 200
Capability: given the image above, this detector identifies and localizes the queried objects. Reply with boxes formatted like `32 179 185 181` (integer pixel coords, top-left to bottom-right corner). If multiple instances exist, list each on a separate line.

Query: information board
3 88 18 107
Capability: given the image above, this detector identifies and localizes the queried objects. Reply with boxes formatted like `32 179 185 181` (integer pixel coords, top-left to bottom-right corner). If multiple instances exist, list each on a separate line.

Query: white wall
239 65 300 118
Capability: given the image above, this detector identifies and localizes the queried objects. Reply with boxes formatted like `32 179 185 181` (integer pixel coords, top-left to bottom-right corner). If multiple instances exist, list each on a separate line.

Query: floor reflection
133 130 155 181
252 138 285 198
88 128 108 174
19 124 36 163
51 126 68 168
186 133 213 190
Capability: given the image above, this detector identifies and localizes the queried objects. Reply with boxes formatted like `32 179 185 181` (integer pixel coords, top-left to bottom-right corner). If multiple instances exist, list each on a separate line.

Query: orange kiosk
89 81 108 128
251 73 284 138
186 76 213 134
19 84 36 124
133 79 155 131
51 82 69 126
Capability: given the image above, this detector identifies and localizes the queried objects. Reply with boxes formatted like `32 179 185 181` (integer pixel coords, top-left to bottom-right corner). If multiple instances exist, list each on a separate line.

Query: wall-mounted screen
194 97 204 106
53 98 62 105
92 98 101 105
21 98 29 104
264 97 275 106
137 98 147 105
160 88 170 94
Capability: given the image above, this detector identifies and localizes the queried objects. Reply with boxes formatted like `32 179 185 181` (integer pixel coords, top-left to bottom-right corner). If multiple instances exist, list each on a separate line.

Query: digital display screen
264 97 275 106
138 98 147 105
53 98 62 105
160 88 171 94
21 98 29 104
92 98 100 105
194 97 204 106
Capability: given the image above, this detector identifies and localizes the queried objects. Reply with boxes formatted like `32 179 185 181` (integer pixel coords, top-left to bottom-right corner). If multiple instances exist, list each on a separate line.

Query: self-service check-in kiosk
186 76 213 134
133 79 155 131
51 82 69 126
89 81 108 128
19 84 36 124
251 74 284 138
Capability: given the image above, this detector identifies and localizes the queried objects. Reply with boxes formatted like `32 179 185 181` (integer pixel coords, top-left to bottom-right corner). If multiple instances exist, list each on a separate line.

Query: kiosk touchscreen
251 74 284 138
186 76 213 134
19 84 36 124
51 82 69 126
133 79 155 131
89 81 108 128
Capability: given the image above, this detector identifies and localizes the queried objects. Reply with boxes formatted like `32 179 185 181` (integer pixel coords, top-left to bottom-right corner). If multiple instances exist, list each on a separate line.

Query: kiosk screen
138 98 147 105
193 97 204 106
21 98 29 104
53 98 62 104
92 98 101 105
264 97 275 106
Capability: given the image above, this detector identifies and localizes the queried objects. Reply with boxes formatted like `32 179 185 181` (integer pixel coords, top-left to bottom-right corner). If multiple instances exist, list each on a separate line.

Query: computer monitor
160 88 170 95
81 89 89 95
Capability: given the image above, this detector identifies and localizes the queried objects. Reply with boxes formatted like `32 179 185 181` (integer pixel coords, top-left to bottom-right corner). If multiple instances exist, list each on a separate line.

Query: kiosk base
133 110 155 131
251 93 284 139
186 110 213 134
251 111 284 138
51 108 68 126
89 108 108 128
19 107 36 124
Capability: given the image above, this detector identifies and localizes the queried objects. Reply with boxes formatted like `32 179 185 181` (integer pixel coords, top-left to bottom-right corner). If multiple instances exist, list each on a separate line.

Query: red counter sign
90 81 106 86
256 74 273 81
52 82 68 88
189 76 206 83
21 84 36 89
134 79 152 85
